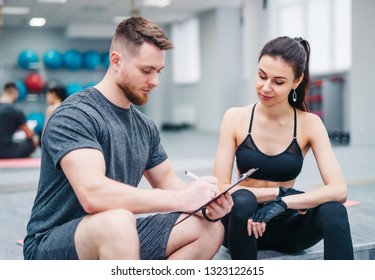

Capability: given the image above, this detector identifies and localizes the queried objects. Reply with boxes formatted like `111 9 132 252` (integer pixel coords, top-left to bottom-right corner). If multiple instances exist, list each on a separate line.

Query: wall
349 0 375 146
0 27 111 65
0 27 111 115
0 27 110 87
0 9 245 133
157 7 243 133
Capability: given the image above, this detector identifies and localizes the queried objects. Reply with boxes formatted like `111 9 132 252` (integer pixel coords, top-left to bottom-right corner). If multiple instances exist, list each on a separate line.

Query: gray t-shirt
23 87 168 258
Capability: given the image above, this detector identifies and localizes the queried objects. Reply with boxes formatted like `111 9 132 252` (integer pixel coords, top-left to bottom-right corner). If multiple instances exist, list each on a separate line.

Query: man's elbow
75 183 104 214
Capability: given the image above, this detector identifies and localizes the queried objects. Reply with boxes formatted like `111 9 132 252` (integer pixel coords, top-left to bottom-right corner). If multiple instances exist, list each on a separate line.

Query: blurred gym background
0 0 374 260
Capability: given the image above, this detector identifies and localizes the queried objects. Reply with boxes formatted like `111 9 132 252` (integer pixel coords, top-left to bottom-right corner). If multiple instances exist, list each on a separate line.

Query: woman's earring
292 89 297 103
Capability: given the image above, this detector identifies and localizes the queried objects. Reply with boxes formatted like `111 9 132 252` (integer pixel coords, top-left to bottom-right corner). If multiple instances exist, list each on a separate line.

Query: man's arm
60 148 220 215
144 159 187 190
145 160 234 221
19 123 34 139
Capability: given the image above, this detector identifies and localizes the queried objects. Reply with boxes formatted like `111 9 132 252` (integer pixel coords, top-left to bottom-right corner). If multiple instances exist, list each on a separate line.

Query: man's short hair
48 85 67 102
111 16 174 57
3 82 18 92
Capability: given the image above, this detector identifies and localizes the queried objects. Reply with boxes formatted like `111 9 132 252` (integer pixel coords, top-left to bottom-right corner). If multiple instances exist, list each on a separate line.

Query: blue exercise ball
63 50 82 70
83 50 101 70
66 82 83 96
18 49 39 69
27 112 45 135
43 49 63 69
15 80 28 101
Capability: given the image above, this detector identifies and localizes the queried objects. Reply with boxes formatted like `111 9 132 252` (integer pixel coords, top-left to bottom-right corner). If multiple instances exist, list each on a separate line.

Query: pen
185 170 199 180
175 168 258 227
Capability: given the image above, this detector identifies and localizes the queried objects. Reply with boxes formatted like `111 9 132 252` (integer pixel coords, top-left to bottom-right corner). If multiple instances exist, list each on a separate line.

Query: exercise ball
102 51 109 68
83 50 101 70
27 112 45 135
15 80 28 101
66 82 83 96
63 50 82 70
43 49 63 69
18 49 39 69
24 73 44 93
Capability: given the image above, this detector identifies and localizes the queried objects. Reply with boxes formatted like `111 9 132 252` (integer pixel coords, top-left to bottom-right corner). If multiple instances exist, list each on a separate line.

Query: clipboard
174 168 258 226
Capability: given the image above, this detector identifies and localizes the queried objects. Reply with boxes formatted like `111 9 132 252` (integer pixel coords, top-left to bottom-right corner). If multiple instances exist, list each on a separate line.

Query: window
267 0 351 74
171 17 201 84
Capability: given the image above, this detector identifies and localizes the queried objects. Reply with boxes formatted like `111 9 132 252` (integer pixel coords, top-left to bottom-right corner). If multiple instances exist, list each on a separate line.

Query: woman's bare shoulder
298 110 328 143
299 110 324 127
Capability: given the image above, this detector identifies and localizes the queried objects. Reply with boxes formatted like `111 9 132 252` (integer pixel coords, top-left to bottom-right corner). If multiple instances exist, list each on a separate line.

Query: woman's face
256 55 297 106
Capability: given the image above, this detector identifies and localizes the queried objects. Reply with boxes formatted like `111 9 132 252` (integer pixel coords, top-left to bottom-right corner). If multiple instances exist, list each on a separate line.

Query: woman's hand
247 197 287 238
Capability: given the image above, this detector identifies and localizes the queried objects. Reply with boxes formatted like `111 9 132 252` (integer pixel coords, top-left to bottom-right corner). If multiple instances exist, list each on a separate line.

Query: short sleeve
145 121 168 170
42 107 103 169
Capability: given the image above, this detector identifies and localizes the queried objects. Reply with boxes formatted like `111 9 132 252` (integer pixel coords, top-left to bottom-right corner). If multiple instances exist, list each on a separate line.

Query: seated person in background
45 85 67 123
0 82 39 159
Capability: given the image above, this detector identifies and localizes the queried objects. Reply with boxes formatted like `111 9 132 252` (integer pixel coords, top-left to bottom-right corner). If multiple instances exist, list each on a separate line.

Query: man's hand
180 176 221 213
248 197 287 238
204 192 233 221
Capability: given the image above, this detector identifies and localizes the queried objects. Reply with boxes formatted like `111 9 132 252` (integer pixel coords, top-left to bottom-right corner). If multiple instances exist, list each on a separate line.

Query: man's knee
79 209 137 242
200 218 225 246
98 209 137 234
76 209 139 259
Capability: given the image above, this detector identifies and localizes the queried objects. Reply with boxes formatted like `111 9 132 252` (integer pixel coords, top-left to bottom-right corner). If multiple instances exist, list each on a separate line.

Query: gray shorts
32 212 181 260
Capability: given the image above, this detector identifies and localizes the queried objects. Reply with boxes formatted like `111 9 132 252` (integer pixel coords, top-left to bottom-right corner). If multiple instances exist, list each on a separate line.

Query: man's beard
118 80 148 106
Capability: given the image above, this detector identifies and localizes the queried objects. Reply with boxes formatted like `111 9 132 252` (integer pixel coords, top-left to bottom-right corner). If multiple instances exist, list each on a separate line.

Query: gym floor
0 130 374 260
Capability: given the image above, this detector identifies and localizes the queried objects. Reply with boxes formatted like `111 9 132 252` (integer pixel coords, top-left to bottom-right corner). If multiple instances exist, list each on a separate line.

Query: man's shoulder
0 103 24 116
53 88 98 114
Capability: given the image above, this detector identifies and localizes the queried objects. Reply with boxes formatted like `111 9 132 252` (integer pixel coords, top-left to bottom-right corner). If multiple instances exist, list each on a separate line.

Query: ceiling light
143 0 171 8
29 17 46 27
2 6 30 15
37 0 68 3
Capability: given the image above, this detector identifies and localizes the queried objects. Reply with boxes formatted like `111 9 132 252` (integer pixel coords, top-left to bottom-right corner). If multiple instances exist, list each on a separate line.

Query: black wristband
278 186 288 197
201 207 220 223
273 197 288 209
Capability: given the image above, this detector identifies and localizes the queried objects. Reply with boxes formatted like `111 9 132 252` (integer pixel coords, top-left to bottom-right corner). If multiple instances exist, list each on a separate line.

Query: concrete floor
1 130 375 260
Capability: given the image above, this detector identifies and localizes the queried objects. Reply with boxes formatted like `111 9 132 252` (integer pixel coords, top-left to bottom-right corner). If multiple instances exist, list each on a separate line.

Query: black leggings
222 189 354 260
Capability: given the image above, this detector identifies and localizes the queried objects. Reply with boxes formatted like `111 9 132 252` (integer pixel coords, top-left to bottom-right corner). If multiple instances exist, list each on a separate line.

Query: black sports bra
235 104 303 182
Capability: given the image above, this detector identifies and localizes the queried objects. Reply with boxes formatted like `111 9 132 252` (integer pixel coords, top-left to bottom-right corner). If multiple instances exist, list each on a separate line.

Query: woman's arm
282 113 348 209
213 107 238 191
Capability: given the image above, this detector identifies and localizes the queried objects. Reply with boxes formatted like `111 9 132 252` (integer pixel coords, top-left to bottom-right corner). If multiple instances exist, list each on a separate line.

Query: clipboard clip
174 168 258 226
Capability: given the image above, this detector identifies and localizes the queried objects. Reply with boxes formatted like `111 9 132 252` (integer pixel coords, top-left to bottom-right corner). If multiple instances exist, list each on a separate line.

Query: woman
213 36 354 260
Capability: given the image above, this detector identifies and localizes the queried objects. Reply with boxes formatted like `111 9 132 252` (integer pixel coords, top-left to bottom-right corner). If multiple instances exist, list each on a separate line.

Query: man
0 82 39 158
24 16 233 260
